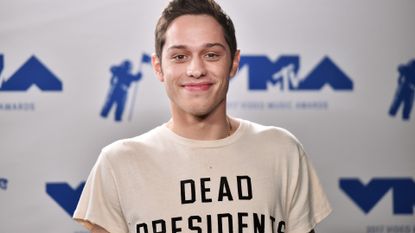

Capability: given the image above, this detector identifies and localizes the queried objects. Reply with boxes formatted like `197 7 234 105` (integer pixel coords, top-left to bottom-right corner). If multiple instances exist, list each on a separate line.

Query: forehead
163 14 229 52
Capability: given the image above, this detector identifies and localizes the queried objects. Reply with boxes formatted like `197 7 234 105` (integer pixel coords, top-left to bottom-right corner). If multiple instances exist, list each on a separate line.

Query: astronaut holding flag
389 59 415 120
100 54 151 122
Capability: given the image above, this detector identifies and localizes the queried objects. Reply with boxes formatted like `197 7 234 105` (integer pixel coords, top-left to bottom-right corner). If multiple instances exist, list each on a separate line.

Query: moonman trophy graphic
389 59 415 121
100 54 150 122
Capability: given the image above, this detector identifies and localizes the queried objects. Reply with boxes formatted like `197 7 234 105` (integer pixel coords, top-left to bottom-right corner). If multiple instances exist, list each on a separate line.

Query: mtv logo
0 54 62 91
239 55 353 91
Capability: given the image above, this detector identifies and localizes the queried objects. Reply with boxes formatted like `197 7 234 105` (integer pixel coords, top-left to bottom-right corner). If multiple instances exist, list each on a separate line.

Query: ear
152 53 164 82
229 49 241 79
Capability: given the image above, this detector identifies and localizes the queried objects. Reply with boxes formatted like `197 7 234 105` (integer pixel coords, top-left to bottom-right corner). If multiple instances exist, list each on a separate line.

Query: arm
91 224 110 233
134 72 142 81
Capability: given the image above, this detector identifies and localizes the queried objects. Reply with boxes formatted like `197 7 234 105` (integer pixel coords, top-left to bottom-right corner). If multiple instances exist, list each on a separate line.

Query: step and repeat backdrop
1 0 414 232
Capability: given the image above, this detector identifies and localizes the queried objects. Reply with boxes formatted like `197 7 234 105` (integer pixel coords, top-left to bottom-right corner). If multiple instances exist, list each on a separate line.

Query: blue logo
340 178 415 215
0 178 8 190
388 59 415 121
0 54 62 91
46 182 85 216
239 55 353 91
100 53 151 122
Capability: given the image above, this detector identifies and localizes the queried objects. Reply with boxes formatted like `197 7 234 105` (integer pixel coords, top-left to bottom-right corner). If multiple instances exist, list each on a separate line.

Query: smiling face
153 14 240 119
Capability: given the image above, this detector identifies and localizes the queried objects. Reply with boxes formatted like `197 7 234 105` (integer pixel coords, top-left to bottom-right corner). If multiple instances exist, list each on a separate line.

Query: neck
167 105 234 140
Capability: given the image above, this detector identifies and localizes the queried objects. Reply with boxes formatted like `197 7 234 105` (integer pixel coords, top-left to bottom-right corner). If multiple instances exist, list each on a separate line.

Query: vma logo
340 178 415 215
100 53 151 122
239 55 353 91
0 177 8 190
0 54 62 91
46 182 85 216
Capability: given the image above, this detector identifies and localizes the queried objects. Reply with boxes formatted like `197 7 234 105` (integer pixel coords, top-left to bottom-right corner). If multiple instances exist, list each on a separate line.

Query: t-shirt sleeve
73 150 128 233
286 147 332 233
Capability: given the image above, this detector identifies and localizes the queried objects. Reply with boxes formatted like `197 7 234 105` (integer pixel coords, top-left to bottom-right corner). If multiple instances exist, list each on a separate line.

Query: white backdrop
1 0 414 232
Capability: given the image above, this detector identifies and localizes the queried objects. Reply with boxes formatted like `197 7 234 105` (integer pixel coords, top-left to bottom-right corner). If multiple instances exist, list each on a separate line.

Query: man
73 0 332 232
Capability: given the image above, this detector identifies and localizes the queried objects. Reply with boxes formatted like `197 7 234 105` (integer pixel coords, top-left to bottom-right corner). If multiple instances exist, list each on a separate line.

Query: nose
186 57 207 78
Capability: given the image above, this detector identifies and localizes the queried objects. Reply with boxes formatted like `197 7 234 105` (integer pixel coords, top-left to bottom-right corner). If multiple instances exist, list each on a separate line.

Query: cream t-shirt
74 119 331 233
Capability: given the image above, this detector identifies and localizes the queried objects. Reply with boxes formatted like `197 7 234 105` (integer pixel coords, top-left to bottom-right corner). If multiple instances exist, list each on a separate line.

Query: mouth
181 82 213 91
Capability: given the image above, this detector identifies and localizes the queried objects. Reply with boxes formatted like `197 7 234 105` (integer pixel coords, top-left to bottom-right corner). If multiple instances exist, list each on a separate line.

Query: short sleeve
286 149 332 233
73 151 128 233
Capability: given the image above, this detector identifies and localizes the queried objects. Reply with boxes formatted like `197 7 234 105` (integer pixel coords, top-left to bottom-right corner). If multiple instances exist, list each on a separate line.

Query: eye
172 54 188 62
204 52 220 61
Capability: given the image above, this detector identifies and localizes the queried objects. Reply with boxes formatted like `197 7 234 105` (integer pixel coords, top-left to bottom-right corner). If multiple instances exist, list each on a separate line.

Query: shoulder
242 119 302 147
99 125 164 161
238 119 306 160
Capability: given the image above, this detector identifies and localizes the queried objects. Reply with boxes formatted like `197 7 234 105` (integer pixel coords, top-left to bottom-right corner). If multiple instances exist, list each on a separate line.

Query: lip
181 82 213 91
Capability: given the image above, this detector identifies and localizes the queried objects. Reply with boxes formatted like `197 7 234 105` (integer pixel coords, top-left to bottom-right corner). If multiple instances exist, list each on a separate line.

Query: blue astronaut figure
100 60 142 122
389 59 415 120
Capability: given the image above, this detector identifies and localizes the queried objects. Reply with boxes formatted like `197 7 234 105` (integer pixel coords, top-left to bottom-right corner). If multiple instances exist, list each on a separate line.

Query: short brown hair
155 0 237 61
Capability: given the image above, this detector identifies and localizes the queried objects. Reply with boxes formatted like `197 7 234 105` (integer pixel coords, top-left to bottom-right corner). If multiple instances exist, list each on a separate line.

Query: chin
179 103 217 118
173 98 226 118
186 107 212 118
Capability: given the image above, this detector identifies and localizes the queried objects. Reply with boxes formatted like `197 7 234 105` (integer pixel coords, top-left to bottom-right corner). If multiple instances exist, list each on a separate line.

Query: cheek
163 76 176 93
163 62 185 78
209 59 232 76
162 69 181 96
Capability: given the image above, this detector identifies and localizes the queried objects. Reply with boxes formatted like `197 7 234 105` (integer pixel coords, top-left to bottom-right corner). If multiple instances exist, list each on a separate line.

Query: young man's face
153 14 240 118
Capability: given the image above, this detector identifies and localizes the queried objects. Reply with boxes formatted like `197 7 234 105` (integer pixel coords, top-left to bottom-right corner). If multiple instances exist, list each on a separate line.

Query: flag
129 53 150 122
141 53 151 63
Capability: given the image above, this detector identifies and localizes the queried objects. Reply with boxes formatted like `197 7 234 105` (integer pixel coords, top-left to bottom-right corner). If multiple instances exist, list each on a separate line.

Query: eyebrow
167 43 227 51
